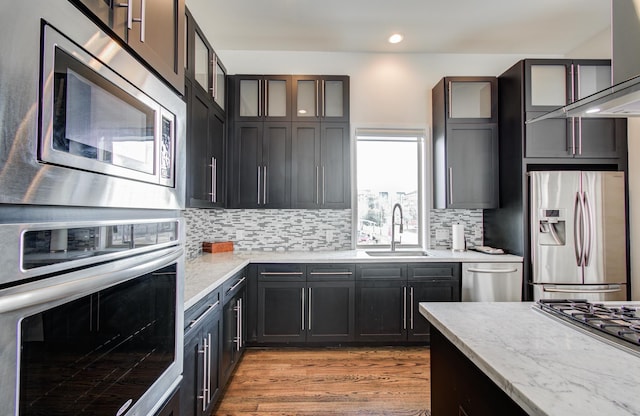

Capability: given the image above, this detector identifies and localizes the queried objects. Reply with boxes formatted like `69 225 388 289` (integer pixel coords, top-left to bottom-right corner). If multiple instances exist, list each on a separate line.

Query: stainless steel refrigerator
530 171 627 301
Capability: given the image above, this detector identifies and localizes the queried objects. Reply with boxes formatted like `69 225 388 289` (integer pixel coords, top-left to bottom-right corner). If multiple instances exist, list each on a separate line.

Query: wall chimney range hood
527 0 640 123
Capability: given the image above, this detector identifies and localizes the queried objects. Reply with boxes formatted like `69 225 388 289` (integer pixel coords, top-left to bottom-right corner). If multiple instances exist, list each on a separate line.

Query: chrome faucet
391 203 403 251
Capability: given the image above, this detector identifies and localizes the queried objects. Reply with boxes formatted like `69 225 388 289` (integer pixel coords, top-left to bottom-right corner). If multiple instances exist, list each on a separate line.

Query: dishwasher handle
466 268 519 274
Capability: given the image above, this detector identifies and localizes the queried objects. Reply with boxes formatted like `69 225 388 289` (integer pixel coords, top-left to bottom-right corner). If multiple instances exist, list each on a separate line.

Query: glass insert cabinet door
238 76 289 119
448 81 493 119
294 76 348 121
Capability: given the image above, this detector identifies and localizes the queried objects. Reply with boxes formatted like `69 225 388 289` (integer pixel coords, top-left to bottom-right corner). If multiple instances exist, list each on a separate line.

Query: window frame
352 128 430 250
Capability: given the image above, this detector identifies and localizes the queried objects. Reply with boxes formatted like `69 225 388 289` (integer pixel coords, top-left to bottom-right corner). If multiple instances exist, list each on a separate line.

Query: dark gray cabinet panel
229 122 291 208
185 79 226 208
356 280 406 342
71 0 185 93
257 281 306 343
445 123 499 208
182 291 222 416
291 122 350 209
307 281 355 342
220 286 245 387
432 76 499 209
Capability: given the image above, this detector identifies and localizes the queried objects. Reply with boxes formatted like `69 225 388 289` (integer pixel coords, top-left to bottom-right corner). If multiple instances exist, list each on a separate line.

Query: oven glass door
41 24 175 187
19 265 177 416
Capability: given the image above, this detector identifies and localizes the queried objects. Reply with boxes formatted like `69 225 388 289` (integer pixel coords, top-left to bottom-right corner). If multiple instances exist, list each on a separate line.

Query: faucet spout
391 203 403 251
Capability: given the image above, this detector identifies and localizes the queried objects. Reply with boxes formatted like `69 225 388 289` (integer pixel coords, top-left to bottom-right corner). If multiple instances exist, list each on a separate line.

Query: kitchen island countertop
419 302 640 416
184 249 521 309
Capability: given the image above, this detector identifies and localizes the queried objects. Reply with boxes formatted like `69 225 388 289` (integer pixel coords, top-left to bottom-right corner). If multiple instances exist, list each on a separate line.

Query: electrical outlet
236 230 245 240
326 230 334 241
435 229 449 240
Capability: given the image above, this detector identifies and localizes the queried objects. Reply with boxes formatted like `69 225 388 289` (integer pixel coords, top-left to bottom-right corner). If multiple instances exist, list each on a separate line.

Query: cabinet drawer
408 263 460 282
258 264 305 281
356 264 406 280
184 288 221 333
307 264 355 281
223 270 247 302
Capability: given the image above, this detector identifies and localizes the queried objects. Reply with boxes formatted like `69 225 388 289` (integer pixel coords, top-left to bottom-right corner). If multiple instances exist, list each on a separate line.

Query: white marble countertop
184 249 522 309
419 302 640 416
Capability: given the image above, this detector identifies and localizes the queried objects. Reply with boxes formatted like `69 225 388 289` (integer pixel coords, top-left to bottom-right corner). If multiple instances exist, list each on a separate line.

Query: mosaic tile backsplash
183 208 483 259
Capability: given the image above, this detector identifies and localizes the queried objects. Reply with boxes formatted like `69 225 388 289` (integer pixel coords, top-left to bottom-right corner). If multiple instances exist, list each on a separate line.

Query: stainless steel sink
365 250 430 257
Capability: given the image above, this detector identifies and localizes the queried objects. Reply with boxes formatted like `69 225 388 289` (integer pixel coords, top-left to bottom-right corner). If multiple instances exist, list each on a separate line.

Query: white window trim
351 127 432 250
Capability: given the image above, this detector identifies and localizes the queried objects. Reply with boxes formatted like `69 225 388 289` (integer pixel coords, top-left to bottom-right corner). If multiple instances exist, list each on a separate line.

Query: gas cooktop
533 299 640 358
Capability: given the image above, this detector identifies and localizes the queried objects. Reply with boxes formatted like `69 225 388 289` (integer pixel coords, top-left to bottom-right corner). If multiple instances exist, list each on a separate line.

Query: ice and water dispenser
537 209 566 246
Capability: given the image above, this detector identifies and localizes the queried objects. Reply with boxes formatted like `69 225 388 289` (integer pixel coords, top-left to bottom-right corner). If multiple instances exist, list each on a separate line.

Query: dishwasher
461 263 523 301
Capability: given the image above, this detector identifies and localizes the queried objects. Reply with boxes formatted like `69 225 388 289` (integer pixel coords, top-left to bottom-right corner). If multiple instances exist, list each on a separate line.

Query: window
355 129 426 248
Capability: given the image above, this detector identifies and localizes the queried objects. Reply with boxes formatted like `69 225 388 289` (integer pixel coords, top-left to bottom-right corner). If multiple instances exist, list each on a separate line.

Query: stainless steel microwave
0 2 186 210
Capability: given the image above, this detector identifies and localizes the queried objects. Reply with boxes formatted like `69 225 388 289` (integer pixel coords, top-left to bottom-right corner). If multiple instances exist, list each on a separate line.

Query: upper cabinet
230 75 292 122
432 77 499 209
525 59 612 112
71 0 185 94
445 78 497 123
521 59 626 160
184 8 227 208
292 76 350 123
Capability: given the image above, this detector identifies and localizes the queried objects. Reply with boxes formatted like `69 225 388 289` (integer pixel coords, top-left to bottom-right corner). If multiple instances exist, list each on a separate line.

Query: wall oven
0 1 185 209
0 218 184 416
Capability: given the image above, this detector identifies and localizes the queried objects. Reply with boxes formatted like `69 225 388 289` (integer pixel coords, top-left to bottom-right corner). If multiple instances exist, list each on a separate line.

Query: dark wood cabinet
255 264 355 344
220 272 246 387
229 122 291 208
355 263 460 343
230 75 292 122
431 326 528 416
291 122 350 208
432 77 499 209
181 289 222 416
291 75 350 123
71 0 185 93
185 79 226 208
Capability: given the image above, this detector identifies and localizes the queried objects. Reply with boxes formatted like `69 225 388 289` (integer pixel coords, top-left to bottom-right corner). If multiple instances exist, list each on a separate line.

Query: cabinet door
231 122 263 207
210 106 226 206
307 281 355 343
356 280 406 342
193 27 212 95
575 118 626 159
447 77 497 123
291 122 321 208
182 308 221 416
257 281 307 343
408 281 460 342
127 0 185 93
575 60 611 100
220 291 244 387
446 124 498 208
525 112 571 158
292 76 349 122
525 60 572 112
186 81 213 206
320 123 351 208
70 0 128 40
234 76 291 121
262 122 291 208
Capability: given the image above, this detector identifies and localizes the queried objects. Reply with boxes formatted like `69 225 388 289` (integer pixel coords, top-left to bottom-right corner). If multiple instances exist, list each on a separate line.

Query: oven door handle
0 246 182 313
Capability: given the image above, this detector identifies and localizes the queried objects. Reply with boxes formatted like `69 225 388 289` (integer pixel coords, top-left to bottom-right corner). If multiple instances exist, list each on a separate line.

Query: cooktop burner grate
534 299 640 356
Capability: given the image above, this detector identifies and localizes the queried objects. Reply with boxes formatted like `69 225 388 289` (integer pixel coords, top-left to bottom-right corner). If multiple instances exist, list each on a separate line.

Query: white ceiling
185 0 611 54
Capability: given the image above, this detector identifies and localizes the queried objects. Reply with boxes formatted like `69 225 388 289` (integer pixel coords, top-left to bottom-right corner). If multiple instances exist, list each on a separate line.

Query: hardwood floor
213 347 431 415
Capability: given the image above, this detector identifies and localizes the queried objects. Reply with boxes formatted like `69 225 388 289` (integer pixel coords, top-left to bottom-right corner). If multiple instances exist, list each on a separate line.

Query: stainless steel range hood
527 0 640 123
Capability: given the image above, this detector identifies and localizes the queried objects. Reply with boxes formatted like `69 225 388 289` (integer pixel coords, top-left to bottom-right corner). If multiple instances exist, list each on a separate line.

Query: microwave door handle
583 191 593 267
573 192 583 266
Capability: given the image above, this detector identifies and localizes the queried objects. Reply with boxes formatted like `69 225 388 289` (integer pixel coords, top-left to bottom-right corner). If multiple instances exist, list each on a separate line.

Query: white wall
218 50 561 129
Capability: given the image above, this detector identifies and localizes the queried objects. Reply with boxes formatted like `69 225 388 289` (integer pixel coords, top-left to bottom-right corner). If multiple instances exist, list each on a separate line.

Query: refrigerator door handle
542 285 623 294
573 192 583 266
583 191 593 267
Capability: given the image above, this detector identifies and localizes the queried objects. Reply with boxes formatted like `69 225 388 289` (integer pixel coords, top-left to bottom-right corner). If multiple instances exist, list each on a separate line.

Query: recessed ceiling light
585 108 601 114
388 33 403 44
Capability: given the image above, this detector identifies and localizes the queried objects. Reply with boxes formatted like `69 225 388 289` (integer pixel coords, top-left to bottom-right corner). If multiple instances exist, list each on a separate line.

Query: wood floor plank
212 347 431 415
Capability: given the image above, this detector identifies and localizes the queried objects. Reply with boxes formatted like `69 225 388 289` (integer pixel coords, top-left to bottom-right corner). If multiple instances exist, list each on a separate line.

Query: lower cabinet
181 290 222 416
256 263 356 344
154 387 181 416
431 326 527 415
355 263 461 343
220 272 247 387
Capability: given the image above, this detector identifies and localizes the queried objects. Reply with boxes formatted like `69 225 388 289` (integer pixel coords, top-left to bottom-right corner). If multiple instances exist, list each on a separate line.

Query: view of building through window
356 131 423 247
